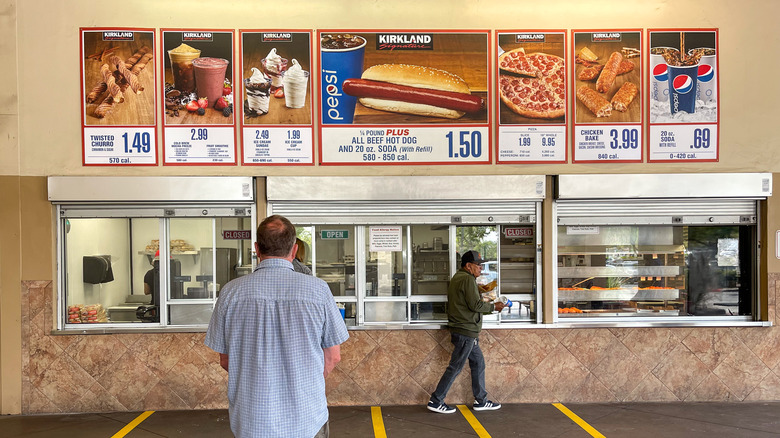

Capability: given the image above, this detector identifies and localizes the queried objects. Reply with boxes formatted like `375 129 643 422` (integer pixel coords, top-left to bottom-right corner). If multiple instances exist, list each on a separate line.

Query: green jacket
447 268 495 338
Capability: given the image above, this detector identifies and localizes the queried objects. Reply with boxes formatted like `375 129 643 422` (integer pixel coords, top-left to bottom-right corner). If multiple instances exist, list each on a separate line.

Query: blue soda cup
666 64 699 115
320 34 366 124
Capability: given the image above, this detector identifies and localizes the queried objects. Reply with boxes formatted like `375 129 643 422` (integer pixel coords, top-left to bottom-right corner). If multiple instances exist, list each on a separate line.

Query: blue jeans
430 332 487 404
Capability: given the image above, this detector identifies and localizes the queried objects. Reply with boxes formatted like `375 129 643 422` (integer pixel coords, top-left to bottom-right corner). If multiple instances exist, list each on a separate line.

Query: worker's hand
494 301 506 312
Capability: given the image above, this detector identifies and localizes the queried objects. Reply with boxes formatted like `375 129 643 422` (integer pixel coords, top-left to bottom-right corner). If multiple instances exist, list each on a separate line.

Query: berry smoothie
192 57 229 108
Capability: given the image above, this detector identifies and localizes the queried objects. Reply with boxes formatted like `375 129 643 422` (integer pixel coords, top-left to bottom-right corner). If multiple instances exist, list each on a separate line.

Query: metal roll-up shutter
269 200 538 224
557 198 759 226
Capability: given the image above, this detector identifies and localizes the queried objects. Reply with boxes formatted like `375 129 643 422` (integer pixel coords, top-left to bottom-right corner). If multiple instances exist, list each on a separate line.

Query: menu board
647 29 719 162
240 31 314 165
572 30 643 163
80 28 157 165
317 31 490 165
161 29 236 165
496 31 567 164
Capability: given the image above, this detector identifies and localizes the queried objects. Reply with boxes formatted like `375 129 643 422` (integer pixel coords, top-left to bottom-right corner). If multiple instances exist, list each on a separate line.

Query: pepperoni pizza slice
498 47 540 77
499 52 566 119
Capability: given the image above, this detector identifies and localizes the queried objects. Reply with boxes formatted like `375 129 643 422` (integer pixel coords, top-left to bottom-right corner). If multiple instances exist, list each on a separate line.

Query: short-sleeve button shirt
205 258 349 438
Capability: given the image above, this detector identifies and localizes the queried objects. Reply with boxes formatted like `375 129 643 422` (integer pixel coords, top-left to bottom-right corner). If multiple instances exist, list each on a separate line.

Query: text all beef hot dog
342 64 485 119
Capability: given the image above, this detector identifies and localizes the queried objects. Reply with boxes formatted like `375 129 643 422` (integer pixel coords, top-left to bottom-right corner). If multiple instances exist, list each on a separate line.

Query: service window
59 207 253 329
557 224 756 319
312 226 357 297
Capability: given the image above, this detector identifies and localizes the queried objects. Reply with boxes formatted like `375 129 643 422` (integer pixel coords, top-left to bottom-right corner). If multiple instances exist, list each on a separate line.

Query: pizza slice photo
497 41 566 123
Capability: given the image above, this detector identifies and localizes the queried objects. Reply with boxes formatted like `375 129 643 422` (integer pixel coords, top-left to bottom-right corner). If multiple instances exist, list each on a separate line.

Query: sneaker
473 400 501 411
427 400 456 414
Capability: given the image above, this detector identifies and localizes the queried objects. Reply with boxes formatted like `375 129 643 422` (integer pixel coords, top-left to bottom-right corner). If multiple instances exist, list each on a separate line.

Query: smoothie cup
192 57 229 108
167 44 201 93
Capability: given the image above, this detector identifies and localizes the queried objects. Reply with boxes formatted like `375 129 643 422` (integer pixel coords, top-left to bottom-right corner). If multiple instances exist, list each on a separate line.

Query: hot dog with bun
342 64 484 119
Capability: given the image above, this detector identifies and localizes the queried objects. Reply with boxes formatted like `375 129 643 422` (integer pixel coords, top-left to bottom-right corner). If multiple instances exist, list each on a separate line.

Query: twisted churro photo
82 31 155 125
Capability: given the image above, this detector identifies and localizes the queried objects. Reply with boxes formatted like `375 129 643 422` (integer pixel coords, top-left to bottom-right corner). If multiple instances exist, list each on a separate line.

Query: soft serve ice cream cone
261 48 288 90
245 67 272 116
282 59 309 109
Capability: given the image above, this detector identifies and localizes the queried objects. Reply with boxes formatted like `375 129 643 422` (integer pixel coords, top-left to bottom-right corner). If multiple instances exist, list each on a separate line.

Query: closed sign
222 230 251 240
504 227 533 238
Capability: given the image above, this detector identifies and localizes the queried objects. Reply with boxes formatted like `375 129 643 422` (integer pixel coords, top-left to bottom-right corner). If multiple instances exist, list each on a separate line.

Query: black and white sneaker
427 400 456 414
473 400 501 411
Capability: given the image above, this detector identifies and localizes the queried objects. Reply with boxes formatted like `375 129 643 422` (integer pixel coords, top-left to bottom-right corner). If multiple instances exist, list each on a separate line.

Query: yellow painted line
553 403 606 438
371 406 387 438
110 410 155 438
457 404 491 438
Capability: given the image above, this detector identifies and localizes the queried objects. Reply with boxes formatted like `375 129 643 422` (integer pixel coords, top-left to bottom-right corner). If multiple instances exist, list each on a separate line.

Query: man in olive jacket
427 250 506 414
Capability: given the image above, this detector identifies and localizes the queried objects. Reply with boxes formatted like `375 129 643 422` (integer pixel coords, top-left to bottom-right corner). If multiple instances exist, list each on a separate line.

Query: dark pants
430 332 487 404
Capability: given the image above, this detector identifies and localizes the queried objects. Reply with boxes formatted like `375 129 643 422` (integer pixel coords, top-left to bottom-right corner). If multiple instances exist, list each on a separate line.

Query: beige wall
3 0 780 414
8 0 780 177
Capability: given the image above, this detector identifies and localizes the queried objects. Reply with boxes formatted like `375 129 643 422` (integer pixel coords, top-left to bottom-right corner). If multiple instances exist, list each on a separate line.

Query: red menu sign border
646 28 720 163
494 29 569 165
160 28 238 166
316 29 493 166
239 29 315 166
80 27 159 167
570 28 644 164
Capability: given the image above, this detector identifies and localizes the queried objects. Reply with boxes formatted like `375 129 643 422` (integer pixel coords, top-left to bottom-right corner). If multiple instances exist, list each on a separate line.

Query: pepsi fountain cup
320 34 366 124
690 48 717 103
666 63 699 115
649 47 675 102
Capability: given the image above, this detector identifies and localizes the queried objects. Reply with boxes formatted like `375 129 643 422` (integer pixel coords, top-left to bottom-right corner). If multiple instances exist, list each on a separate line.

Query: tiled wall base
22 277 780 413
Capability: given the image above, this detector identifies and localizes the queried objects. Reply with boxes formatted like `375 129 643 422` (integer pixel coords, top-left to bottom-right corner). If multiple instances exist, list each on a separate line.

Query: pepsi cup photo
649 47 674 102
648 31 718 122
667 64 698 115
320 34 367 124
690 48 717 103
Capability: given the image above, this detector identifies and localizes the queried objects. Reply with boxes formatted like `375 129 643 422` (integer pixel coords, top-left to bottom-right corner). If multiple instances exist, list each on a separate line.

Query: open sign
503 227 533 238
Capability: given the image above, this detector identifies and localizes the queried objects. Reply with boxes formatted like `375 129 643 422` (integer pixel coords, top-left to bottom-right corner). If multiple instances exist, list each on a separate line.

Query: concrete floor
2 402 780 437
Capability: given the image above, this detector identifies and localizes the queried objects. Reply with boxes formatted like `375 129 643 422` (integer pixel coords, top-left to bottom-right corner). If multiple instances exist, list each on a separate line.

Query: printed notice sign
369 226 403 252
647 29 719 162
81 28 157 165
318 30 491 165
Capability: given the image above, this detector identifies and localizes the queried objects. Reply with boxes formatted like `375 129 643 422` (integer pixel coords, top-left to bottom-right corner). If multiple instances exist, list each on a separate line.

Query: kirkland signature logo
591 32 622 42
183 32 213 41
377 34 433 50
515 34 546 43
103 31 134 41
262 33 293 42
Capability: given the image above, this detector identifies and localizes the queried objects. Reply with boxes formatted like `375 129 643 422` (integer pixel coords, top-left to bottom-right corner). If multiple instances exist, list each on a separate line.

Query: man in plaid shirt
206 215 349 437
